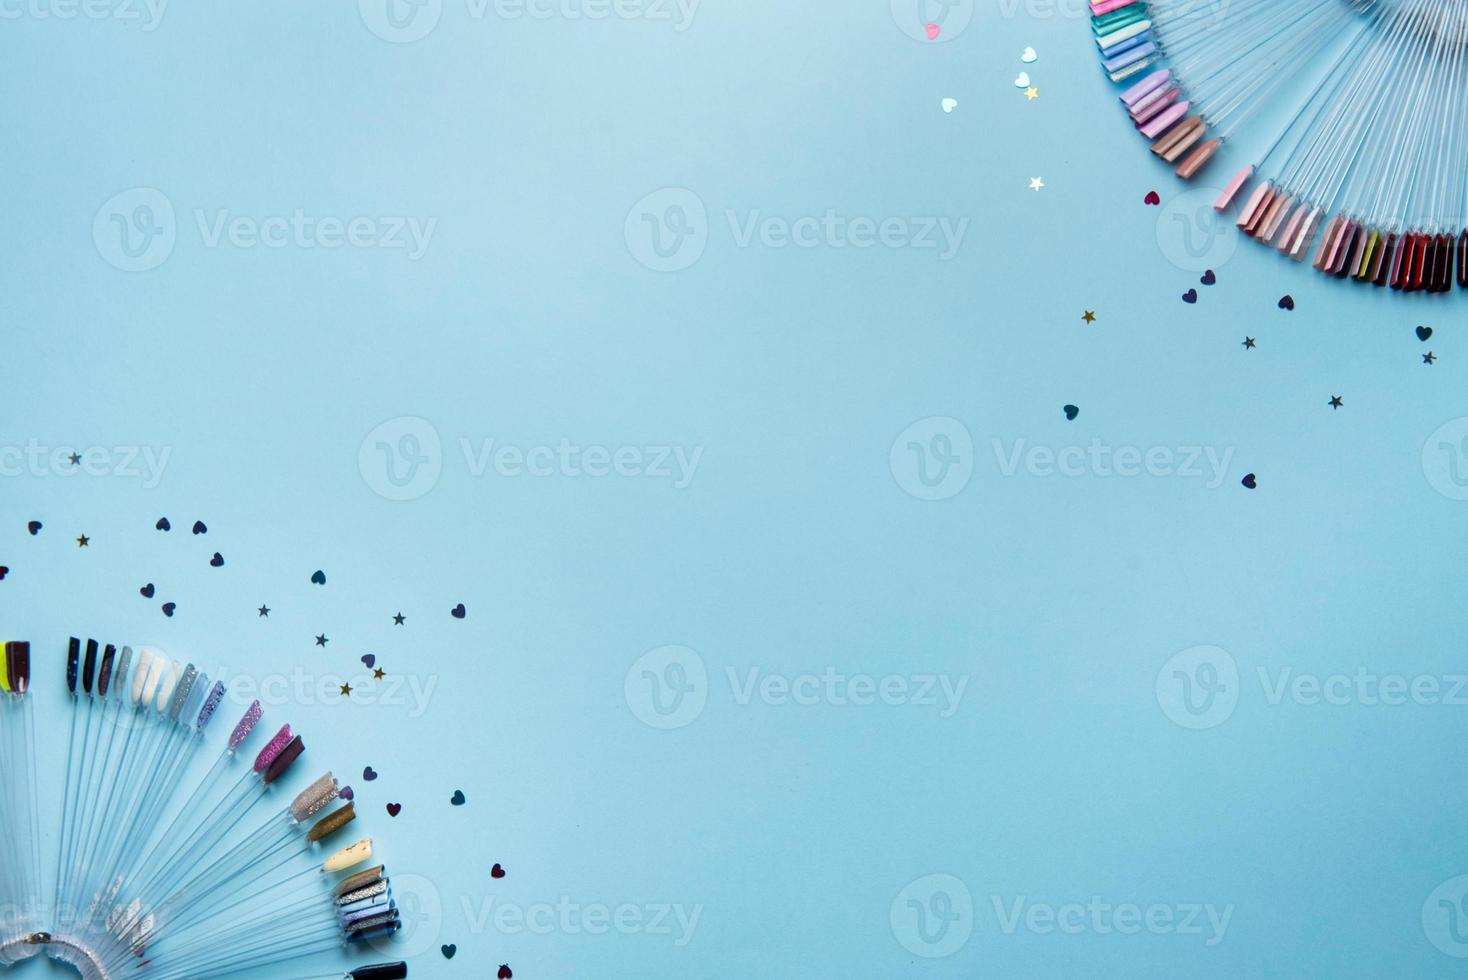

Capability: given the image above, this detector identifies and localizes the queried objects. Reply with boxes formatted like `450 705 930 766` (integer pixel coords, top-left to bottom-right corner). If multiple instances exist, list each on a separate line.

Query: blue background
3 0 1467 977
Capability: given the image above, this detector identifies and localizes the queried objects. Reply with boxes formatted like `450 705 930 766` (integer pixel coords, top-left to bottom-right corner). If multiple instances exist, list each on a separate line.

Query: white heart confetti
1014 72 1031 88
1021 46 1038 63
941 98 957 113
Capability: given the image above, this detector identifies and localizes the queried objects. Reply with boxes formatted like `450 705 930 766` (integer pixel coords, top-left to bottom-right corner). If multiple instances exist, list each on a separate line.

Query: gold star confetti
1081 310 1096 323
76 534 90 547
373 667 385 680
340 683 353 697
1024 86 1039 100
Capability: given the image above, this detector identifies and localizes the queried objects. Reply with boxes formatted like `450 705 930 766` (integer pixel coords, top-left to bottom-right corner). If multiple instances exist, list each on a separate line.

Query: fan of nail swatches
0 637 408 980
1097 0 1468 289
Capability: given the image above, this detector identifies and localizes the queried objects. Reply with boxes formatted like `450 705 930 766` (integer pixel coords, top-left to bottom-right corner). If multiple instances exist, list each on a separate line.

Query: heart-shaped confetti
451 603 466 619
340 786 355 801
924 22 939 40
1277 294 1295 310
311 570 326 585
140 583 155 598
1241 473 1258 489
941 97 957 113
441 945 456 960
156 517 170 531
361 654 376 669
491 863 506 879
1063 404 1079 421
386 803 402 817
1200 269 1216 285
1181 288 1198 304
363 766 378 781
451 789 466 806
1021 46 1037 62
210 552 224 568
27 521 41 536
0 567 9 581
498 966 513 980
1014 71 1031 88
191 520 207 535
1144 190 1161 205
162 602 177 617
1417 325 1433 341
